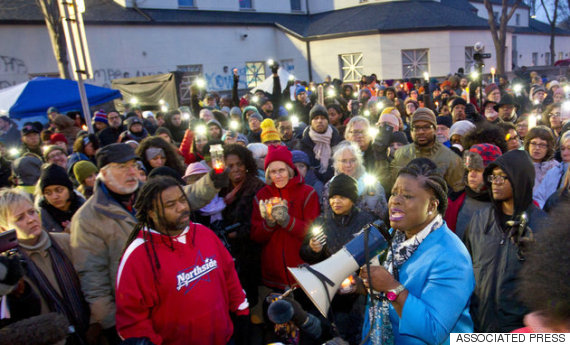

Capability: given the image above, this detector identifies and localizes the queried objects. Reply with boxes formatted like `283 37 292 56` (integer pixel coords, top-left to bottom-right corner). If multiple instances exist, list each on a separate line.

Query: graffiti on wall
205 66 248 91
91 68 165 88
0 55 28 89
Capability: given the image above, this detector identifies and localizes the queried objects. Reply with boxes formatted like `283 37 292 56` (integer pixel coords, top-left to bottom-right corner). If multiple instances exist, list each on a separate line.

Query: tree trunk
484 0 520 75
496 45 506 75
36 0 71 79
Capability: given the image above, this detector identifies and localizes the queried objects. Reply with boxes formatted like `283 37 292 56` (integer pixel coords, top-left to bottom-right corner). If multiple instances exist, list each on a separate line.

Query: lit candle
528 114 537 129
491 68 496 84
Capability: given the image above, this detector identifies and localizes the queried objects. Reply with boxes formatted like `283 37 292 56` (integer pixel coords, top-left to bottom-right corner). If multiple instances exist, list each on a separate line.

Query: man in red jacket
116 177 249 345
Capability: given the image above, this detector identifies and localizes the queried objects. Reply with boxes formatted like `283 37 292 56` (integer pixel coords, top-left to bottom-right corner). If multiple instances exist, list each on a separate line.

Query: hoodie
464 150 546 332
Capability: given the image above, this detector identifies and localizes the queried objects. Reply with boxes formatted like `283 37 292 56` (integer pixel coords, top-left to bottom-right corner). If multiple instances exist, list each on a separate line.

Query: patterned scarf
19 232 90 338
368 215 443 345
308 126 333 174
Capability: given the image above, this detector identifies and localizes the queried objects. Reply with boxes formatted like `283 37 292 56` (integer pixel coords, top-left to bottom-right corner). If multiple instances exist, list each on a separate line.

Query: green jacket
390 141 465 193
70 175 219 328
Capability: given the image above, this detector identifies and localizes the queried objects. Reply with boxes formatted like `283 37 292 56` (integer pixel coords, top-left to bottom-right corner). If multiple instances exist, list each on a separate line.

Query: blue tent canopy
0 77 122 120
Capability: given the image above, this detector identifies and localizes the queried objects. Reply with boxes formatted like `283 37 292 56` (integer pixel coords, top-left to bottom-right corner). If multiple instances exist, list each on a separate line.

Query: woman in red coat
251 145 320 291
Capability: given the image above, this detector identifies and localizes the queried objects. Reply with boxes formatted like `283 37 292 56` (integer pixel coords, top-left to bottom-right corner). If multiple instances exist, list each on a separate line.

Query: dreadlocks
124 176 190 282
397 157 449 215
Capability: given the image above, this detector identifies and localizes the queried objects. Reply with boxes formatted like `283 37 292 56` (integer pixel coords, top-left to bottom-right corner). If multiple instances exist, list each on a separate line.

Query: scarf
368 215 443 345
40 192 84 231
19 231 90 337
200 194 226 223
308 126 333 174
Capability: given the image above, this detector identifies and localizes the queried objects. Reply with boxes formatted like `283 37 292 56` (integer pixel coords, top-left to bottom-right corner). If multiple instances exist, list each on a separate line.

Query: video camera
0 229 17 254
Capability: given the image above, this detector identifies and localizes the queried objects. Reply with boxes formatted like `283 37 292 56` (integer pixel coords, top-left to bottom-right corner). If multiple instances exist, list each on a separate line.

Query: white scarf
309 126 333 174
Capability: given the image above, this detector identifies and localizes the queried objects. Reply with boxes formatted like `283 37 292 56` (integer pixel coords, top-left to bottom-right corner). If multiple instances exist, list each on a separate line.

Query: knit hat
309 104 329 122
39 163 73 192
450 97 467 111
21 122 41 135
183 162 210 179
436 115 452 128
47 106 59 115
329 173 359 203
207 119 223 131
411 107 437 127
464 143 502 170
93 110 108 124
379 110 400 129
73 160 98 185
43 145 66 161
260 119 280 143
291 150 310 167
390 131 409 146
236 134 249 145
295 85 307 96
248 112 263 122
49 133 68 145
230 106 241 118
404 98 419 109
449 120 476 138
12 155 43 186
126 117 143 130
96 143 139 169
264 144 295 171
484 83 499 96
547 80 559 90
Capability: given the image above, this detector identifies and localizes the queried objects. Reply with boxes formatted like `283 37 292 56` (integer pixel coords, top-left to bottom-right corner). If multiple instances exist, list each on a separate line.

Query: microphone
0 313 70 345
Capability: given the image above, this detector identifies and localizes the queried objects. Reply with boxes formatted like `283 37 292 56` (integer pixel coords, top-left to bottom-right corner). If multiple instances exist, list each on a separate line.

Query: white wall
515 34 570 67
0 25 58 88
309 0 412 14
470 3 529 27
449 30 500 73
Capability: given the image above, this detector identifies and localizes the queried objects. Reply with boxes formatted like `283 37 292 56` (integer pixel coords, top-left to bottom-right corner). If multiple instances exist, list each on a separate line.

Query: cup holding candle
210 144 225 174
339 274 356 294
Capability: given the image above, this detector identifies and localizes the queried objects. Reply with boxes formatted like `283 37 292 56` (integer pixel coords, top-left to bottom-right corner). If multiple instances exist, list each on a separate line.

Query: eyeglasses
529 142 548 149
339 158 357 165
411 125 434 132
268 168 288 176
112 161 138 172
548 112 560 118
47 151 66 160
487 175 508 185
349 130 366 136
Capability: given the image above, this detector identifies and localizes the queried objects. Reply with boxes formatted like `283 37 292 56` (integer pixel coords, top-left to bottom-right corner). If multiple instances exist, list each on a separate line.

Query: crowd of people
0 63 569 345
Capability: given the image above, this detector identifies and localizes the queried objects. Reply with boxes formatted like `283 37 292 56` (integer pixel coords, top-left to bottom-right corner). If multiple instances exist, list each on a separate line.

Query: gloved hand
209 168 229 189
259 200 276 227
271 62 280 74
232 314 251 345
0 254 24 287
286 298 308 327
271 201 289 227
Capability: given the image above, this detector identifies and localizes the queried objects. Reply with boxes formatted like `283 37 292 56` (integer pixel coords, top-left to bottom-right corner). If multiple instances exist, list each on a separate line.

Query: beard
161 211 191 233
103 172 139 195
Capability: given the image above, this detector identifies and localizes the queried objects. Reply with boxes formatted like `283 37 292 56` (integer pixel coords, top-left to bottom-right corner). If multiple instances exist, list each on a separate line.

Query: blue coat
362 222 474 345
533 162 568 209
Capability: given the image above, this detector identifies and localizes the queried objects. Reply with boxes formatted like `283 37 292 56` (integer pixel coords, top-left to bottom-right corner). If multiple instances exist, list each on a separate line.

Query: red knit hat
50 133 68 145
264 145 295 171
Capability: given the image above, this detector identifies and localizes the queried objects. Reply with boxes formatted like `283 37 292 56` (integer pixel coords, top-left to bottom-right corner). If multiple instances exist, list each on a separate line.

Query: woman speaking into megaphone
360 158 475 345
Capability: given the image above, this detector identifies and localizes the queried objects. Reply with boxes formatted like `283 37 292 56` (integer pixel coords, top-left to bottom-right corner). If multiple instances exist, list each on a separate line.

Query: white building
0 0 569 95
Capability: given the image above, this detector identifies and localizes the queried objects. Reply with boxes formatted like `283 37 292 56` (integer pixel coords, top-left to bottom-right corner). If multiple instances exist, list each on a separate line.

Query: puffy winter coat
464 150 546 332
533 161 568 208
251 174 320 290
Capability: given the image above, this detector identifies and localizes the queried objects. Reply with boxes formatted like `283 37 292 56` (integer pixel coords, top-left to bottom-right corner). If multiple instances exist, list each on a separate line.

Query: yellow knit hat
260 118 281 143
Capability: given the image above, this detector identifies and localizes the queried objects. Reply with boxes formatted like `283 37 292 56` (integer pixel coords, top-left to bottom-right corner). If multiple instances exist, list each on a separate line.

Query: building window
515 13 520 25
465 46 475 72
291 0 301 11
245 62 265 87
545 52 550 65
239 0 252 9
532 52 538 66
402 49 429 78
339 53 364 82
178 0 194 7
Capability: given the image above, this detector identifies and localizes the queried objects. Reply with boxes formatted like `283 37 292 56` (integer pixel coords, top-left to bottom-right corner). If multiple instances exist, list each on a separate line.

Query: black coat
464 150 547 332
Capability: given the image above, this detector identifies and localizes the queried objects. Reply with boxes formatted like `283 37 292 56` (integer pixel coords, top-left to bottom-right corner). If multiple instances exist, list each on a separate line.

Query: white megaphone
288 221 390 317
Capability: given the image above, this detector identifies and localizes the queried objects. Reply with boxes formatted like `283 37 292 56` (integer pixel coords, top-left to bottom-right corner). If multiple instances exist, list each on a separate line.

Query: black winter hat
390 131 409 146
309 104 329 122
436 115 452 128
329 173 359 203
39 163 74 192
450 97 467 111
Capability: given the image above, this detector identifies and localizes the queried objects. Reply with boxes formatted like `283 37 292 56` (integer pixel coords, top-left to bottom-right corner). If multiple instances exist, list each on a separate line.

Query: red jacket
178 129 203 164
251 175 320 290
116 223 248 345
